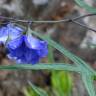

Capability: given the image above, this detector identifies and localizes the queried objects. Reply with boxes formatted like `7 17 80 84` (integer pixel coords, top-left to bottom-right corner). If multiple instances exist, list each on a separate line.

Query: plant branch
72 20 96 32
0 13 96 23
0 13 96 32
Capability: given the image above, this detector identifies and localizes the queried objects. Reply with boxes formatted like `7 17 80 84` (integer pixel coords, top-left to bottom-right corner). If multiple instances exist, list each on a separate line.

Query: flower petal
7 42 25 60
24 35 48 58
0 26 8 43
24 48 39 64
7 23 23 39
0 23 23 43
37 41 48 57
24 35 43 49
7 36 23 49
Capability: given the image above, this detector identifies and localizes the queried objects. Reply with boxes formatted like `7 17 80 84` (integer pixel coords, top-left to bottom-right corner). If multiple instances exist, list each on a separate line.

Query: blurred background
0 0 96 96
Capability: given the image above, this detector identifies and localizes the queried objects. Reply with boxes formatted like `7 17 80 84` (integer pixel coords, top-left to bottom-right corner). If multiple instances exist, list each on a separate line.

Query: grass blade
0 63 80 73
28 81 48 96
82 74 96 96
75 0 96 13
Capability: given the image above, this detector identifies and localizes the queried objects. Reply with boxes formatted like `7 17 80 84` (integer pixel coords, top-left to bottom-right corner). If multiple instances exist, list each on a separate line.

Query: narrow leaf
23 87 31 96
48 45 54 63
75 0 96 13
0 64 80 73
28 81 48 96
82 74 96 96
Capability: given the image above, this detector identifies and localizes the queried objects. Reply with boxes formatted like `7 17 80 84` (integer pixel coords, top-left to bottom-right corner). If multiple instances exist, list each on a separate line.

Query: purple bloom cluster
0 23 48 64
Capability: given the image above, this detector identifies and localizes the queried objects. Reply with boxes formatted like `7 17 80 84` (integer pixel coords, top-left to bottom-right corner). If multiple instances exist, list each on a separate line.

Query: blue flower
7 35 48 64
0 23 23 44
0 23 48 64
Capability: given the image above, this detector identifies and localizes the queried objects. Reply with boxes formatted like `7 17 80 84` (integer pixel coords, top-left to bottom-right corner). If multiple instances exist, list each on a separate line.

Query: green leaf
28 81 48 96
52 71 72 96
24 87 39 96
23 87 31 96
82 74 96 96
74 56 96 75
0 64 80 73
75 0 96 13
47 45 54 63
